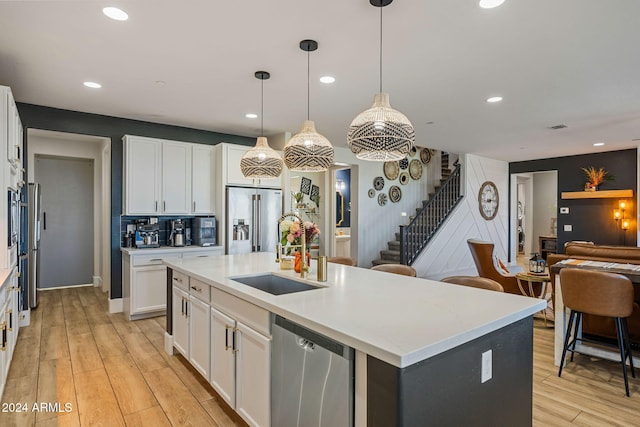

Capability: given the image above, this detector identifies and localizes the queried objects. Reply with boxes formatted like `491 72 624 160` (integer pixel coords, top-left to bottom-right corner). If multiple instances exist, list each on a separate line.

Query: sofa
547 242 640 345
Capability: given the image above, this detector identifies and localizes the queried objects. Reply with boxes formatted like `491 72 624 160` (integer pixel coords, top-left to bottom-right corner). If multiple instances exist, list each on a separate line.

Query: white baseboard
19 309 30 327
108 298 123 313
164 332 174 356
93 275 102 287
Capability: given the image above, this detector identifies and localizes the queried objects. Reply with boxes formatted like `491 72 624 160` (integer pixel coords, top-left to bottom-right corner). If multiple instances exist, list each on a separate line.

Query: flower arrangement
581 166 614 191
280 219 320 253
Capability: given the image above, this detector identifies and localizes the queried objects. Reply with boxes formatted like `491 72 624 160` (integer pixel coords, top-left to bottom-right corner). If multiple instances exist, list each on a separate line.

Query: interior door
34 155 94 287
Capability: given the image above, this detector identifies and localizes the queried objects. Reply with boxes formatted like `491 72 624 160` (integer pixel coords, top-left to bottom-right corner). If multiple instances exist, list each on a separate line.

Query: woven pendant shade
348 93 415 161
284 120 334 171
240 136 283 179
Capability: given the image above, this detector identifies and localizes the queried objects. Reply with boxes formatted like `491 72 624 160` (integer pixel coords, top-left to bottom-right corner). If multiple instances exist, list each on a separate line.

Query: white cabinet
235 321 271 427
6 89 22 191
172 286 189 357
161 141 191 214
189 296 210 379
210 305 270 427
122 250 181 320
221 143 282 189
192 144 215 214
123 135 215 215
123 136 161 214
0 268 19 399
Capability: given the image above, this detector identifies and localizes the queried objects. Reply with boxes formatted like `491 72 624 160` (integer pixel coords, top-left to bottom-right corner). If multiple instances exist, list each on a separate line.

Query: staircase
372 153 462 266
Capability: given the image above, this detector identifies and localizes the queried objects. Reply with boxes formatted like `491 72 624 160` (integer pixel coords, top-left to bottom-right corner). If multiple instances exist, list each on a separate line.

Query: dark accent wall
17 102 254 299
510 149 637 251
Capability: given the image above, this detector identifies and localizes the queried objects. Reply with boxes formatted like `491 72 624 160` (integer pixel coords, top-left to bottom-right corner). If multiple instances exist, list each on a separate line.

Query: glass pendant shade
240 136 283 179
348 93 415 161
284 120 334 171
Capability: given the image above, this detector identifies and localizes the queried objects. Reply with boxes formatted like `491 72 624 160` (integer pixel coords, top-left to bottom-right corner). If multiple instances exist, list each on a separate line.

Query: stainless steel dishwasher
272 315 354 427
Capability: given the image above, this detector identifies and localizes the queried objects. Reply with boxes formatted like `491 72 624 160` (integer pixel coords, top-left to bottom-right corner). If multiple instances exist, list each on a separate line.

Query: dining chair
559 268 635 396
327 256 357 266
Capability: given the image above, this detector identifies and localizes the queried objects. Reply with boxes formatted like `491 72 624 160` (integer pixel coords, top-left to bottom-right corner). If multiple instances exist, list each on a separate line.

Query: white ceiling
1 0 639 162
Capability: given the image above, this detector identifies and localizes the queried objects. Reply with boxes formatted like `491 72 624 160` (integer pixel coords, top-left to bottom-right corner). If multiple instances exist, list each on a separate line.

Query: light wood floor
0 286 243 427
2 287 640 426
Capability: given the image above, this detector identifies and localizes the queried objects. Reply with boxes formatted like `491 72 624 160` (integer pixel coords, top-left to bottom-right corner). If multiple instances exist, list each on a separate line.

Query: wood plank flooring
2 286 640 426
0 286 243 427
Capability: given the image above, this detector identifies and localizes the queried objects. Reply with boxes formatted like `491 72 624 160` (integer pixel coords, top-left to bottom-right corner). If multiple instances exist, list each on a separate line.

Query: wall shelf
561 189 634 200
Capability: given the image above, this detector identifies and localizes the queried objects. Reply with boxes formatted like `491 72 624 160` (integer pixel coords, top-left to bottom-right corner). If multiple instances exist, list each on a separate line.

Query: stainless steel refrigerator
27 183 41 308
225 186 283 254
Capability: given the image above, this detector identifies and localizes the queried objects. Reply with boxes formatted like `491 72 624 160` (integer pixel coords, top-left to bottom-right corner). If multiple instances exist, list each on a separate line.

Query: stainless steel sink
229 274 322 295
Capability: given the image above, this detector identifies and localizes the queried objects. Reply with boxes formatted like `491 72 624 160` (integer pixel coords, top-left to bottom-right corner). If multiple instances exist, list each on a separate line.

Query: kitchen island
164 252 544 426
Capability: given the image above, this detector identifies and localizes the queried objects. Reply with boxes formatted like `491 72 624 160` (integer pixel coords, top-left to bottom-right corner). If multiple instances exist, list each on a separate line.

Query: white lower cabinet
0 269 19 399
210 307 270 427
131 266 167 315
188 296 210 379
172 286 189 357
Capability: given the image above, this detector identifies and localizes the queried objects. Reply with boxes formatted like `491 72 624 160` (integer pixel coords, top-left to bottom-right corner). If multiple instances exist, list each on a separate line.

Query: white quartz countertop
121 245 223 255
164 252 545 368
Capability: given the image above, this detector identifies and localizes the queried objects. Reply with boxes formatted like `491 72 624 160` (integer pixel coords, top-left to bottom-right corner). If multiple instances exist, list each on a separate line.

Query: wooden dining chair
559 268 635 396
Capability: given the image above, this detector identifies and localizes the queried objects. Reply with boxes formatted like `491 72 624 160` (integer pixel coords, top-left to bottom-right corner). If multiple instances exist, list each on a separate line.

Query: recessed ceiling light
83 81 102 89
593 142 605 146
245 113 258 119
319 76 335 84
103 6 128 21
479 0 506 9
486 96 503 103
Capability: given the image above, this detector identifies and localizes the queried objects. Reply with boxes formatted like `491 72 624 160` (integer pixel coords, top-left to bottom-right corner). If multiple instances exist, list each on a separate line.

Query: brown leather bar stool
327 256 356 266
371 264 417 277
441 276 504 292
558 268 636 396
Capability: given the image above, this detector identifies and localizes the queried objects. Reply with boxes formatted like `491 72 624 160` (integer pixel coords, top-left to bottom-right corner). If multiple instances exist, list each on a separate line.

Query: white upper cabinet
123 135 216 215
192 144 215 214
123 135 161 215
222 143 282 189
161 141 191 214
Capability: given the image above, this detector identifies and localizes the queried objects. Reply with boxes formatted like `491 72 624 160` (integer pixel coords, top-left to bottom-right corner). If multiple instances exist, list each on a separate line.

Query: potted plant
581 166 614 191
293 192 305 208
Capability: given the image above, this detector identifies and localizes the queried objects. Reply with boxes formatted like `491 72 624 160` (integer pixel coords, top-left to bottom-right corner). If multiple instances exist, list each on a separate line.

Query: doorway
510 171 558 266
35 155 94 287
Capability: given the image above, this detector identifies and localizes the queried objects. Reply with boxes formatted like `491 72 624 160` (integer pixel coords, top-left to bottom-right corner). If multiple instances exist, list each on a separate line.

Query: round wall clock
478 181 499 220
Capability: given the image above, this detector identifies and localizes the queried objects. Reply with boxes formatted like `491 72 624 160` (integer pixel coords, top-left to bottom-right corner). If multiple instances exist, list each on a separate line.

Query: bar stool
327 256 357 266
441 276 504 292
558 268 636 396
371 264 417 277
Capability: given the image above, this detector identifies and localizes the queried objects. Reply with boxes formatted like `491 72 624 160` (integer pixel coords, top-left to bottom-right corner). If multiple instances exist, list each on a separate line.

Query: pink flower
286 234 294 243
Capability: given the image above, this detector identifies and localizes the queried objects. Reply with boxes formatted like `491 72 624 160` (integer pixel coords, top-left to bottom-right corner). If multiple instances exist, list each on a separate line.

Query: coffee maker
134 220 160 248
169 219 186 247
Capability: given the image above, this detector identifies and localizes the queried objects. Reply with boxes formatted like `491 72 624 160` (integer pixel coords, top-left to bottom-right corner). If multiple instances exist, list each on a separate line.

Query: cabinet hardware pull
193 201 196 211
181 298 185 316
7 309 12 331
150 258 162 262
155 201 158 212
185 299 188 317
173 277 182 283
163 201 166 211
190 286 201 292
225 326 230 350
232 328 239 353
0 322 6 351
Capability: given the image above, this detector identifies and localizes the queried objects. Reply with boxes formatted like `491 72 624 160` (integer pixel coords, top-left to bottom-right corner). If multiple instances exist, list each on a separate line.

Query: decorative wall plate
409 159 423 180
389 185 402 203
383 161 399 180
300 177 312 194
368 188 376 198
420 148 432 164
378 193 387 206
410 146 417 156
478 181 499 220
373 176 385 191
399 157 409 170
399 172 410 185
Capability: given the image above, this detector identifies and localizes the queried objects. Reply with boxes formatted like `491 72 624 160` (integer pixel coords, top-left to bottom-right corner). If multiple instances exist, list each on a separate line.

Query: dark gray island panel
368 317 533 427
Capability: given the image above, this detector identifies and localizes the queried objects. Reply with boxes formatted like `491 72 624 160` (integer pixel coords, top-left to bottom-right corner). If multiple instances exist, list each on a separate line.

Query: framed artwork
300 177 312 195
310 184 320 198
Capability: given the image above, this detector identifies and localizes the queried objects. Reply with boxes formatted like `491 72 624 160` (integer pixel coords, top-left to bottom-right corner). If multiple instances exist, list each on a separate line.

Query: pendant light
284 39 334 171
347 0 415 161
240 71 284 179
